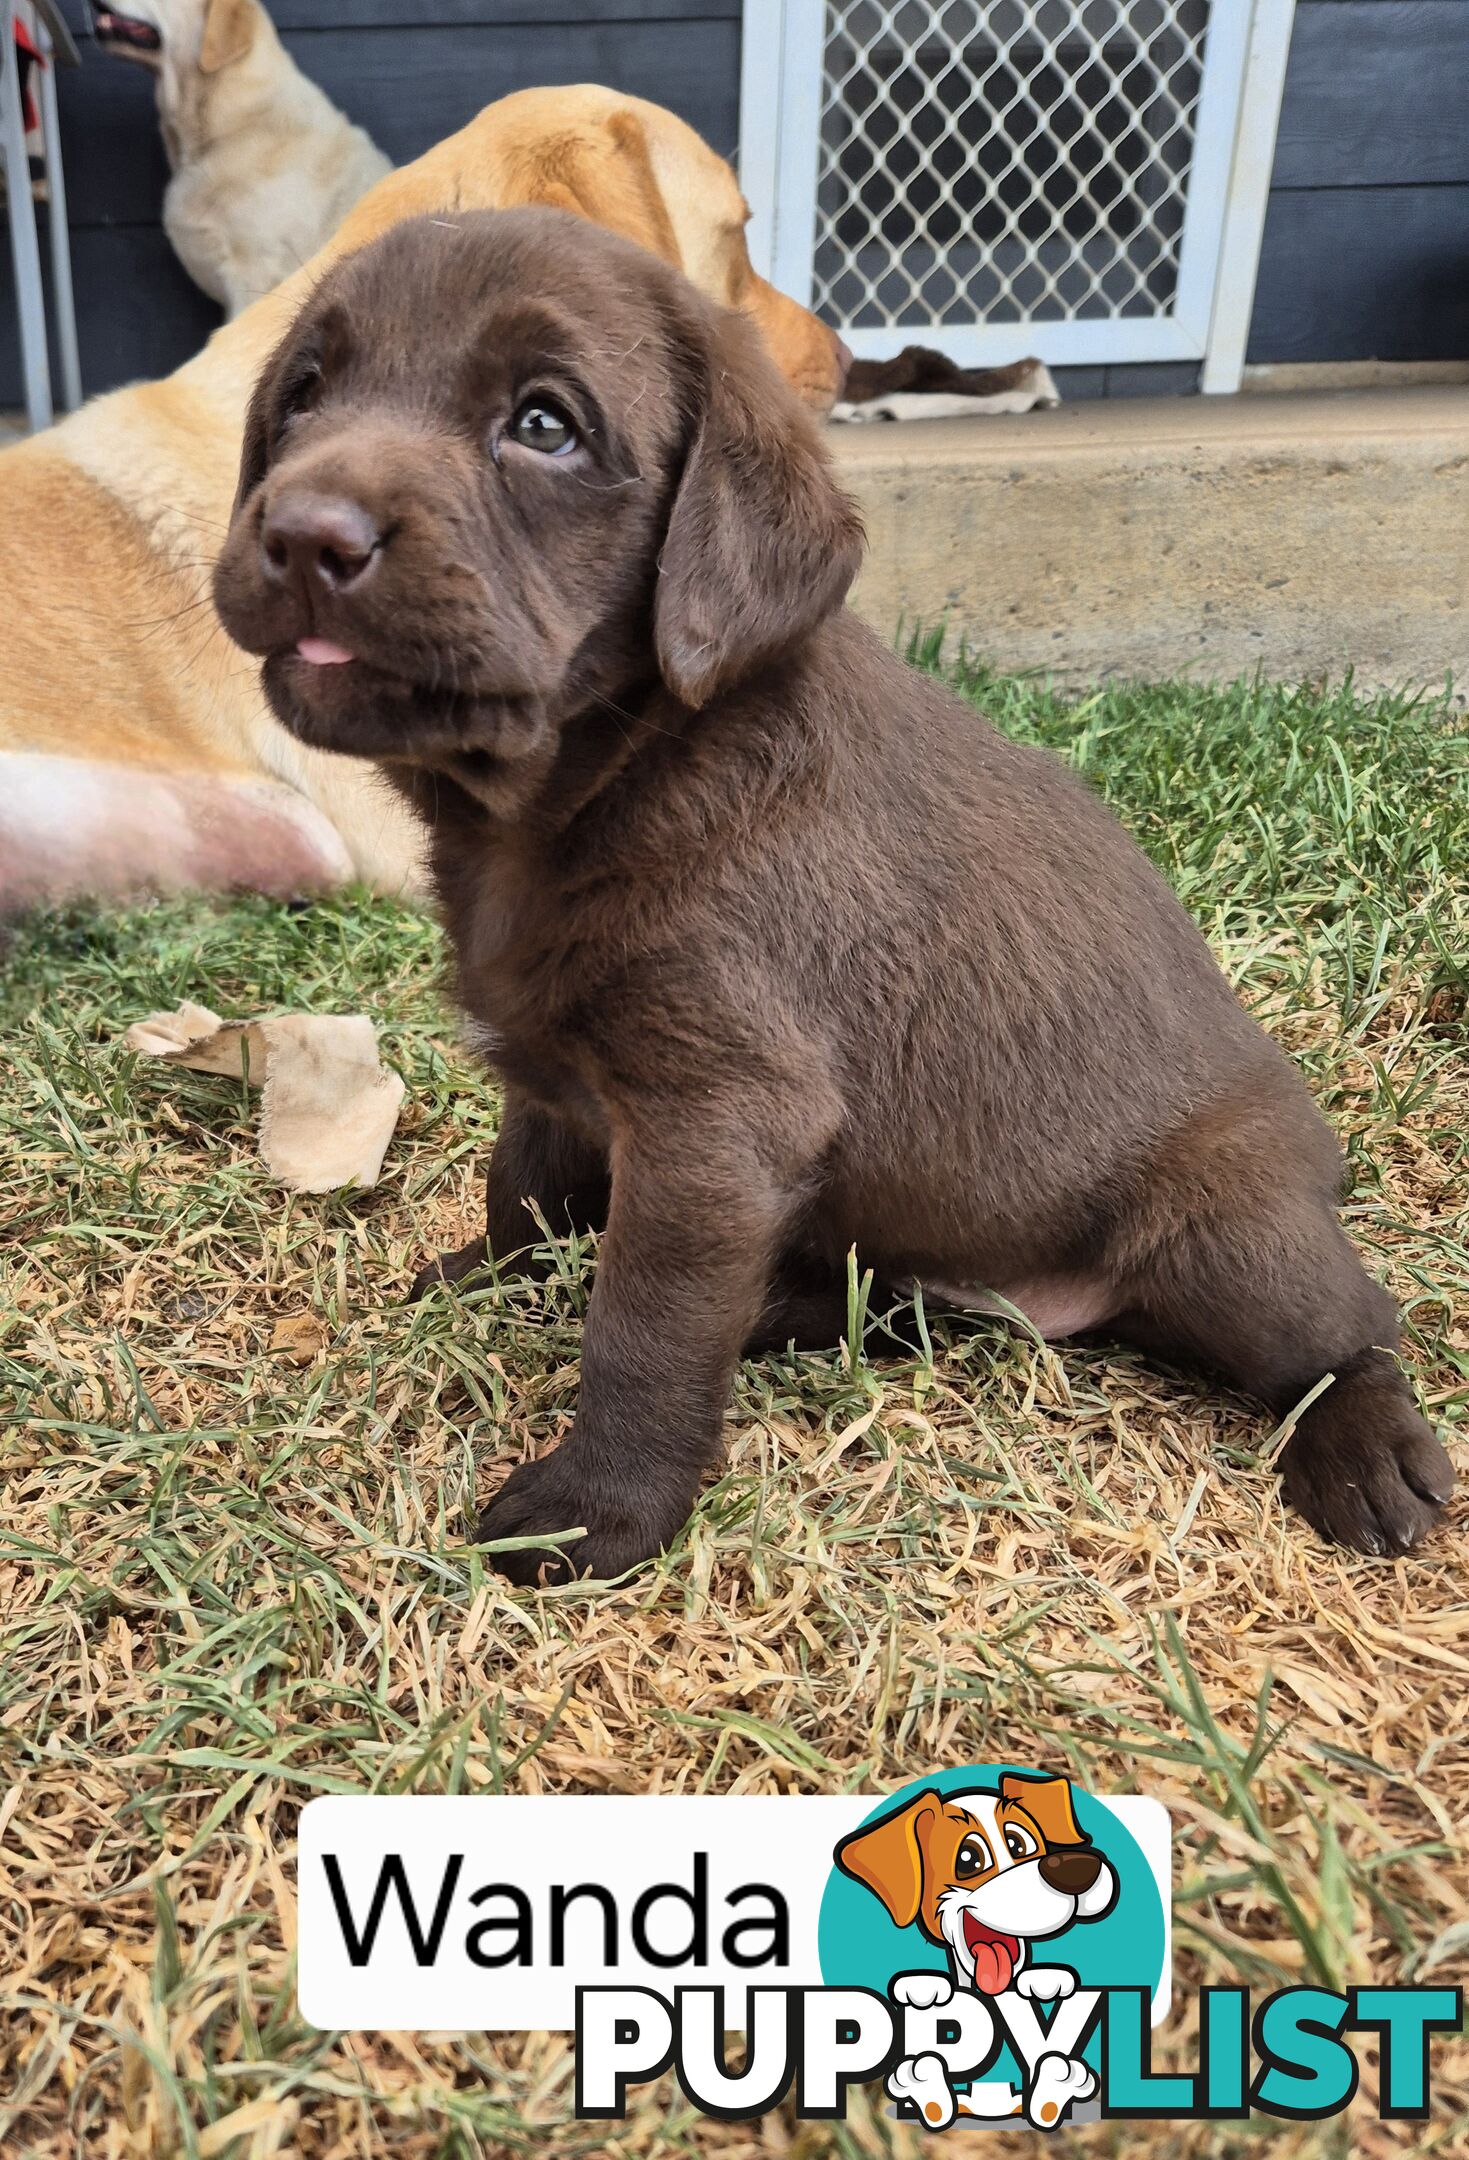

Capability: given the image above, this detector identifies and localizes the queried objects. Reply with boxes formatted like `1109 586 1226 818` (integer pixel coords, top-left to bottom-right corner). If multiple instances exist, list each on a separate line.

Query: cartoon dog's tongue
963 1913 1021 1993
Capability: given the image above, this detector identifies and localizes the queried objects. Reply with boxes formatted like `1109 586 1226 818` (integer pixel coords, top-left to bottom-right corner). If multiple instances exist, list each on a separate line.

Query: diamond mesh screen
814 0 1212 333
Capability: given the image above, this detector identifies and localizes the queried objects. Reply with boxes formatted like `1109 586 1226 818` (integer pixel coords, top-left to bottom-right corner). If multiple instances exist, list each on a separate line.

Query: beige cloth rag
124 1001 405 1192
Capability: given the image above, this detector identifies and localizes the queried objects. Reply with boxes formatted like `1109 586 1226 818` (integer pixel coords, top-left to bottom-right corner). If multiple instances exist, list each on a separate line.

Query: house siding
1249 0 1469 365
3 1 1465 408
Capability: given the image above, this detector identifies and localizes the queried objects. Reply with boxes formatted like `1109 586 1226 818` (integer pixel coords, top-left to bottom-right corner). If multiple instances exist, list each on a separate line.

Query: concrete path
831 385 1469 687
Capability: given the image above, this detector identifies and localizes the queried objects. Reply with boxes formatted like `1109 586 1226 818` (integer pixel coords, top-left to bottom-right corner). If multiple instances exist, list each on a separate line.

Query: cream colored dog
0 86 847 913
92 0 391 315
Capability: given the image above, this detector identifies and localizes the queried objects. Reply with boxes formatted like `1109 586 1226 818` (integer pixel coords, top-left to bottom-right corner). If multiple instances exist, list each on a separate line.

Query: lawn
2 663 1467 2159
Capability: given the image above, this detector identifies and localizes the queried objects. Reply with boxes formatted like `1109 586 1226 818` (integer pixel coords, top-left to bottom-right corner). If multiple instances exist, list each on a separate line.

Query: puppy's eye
509 398 578 456
1004 1824 1039 1860
279 363 322 428
955 1836 992 1878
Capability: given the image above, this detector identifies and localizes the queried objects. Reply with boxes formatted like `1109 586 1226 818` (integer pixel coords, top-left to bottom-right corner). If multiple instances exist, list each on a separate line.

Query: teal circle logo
818 1765 1165 2085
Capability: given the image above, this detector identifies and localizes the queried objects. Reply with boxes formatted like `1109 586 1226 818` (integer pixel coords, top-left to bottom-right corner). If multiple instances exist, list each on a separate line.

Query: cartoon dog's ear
835 1793 941 1929
654 304 864 711
1001 1774 1086 1848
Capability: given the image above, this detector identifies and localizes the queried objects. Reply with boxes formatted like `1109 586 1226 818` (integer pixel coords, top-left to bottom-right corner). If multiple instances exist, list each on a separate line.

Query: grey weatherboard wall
2 0 1466 407
1249 0 1469 365
2 0 742 405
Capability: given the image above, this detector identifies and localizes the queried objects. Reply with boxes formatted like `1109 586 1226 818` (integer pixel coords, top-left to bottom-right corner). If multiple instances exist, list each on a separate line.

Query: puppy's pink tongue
297 637 354 666
971 1940 1015 1994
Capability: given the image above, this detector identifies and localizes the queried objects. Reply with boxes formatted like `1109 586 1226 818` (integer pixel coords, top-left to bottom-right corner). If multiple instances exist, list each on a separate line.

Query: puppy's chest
448 862 608 1123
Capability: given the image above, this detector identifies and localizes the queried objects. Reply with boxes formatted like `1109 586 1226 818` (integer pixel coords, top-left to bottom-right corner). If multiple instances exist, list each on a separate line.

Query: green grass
2 665 1466 2158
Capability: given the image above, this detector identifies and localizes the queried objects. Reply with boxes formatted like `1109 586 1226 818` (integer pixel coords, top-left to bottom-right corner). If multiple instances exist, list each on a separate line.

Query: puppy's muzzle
260 493 383 599
1037 1849 1102 1897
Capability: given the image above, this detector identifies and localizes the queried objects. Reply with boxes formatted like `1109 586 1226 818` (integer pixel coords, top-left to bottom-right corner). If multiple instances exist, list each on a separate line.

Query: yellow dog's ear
835 1792 940 1928
201 0 258 74
1001 1774 1086 1848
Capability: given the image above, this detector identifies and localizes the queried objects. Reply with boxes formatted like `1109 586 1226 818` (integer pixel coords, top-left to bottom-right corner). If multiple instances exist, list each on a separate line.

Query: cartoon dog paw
1026 2052 1097 2130
892 1970 955 2012
887 2052 957 2131
1015 1965 1077 2003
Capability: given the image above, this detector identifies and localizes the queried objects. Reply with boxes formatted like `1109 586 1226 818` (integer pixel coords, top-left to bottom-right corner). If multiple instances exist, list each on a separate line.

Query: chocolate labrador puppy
214 208 1454 1583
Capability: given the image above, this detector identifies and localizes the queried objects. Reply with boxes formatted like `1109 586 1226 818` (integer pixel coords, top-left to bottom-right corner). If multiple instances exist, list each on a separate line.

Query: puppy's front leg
475 1115 802 1583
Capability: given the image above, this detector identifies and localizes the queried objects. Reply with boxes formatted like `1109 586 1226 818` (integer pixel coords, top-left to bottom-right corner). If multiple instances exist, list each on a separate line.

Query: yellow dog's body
0 86 843 910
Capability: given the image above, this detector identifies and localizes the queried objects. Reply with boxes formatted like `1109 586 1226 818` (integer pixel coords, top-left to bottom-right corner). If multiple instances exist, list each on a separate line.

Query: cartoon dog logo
835 1773 1117 2130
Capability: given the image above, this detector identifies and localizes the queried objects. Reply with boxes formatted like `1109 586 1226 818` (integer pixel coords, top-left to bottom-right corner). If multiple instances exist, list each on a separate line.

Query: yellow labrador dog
0 86 848 912
92 0 391 316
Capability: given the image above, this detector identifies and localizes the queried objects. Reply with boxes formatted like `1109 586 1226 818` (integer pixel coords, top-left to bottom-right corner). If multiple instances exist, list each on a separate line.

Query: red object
13 18 44 134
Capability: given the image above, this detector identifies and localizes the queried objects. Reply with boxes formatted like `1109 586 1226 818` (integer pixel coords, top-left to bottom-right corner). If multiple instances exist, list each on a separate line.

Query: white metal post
1166 0 1256 357
1 0 52 430
1201 0 1298 393
33 0 80 410
739 0 784 281
739 0 824 304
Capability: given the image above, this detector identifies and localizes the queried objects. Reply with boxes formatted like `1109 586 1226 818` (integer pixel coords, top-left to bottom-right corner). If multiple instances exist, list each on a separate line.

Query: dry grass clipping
2 668 1466 2158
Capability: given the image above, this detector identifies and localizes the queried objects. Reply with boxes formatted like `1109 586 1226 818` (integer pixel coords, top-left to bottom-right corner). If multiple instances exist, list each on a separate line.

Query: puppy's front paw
886 2052 956 2131
1026 2052 1096 2130
891 1970 955 2012
1015 1966 1076 2003
474 1451 692 1586
405 1235 487 1303
1280 1399 1453 1556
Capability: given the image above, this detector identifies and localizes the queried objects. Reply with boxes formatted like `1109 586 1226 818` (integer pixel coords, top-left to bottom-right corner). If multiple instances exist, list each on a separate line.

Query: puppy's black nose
260 493 382 593
1038 1848 1101 1896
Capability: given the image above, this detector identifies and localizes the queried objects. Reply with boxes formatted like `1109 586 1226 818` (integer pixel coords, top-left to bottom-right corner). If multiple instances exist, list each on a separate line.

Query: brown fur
843 346 1047 403
212 208 1454 1583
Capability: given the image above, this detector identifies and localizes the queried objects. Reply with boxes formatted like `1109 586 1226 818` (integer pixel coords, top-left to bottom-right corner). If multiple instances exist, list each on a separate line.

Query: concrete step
829 385 1469 686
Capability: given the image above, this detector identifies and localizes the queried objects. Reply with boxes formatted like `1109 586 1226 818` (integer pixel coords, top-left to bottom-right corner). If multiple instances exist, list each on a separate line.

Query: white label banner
298 1793 1170 2032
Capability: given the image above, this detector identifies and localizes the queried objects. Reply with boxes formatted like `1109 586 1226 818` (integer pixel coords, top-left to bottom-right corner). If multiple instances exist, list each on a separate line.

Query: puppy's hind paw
1279 1373 1454 1556
1026 2052 1096 2130
405 1235 488 1303
887 2053 956 2131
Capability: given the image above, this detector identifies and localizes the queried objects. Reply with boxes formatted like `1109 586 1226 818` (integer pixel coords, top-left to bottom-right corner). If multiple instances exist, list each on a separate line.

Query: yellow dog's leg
0 752 355 911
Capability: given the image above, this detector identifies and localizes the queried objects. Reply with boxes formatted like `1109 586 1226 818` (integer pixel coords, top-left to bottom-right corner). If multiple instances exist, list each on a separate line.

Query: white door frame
739 0 1297 392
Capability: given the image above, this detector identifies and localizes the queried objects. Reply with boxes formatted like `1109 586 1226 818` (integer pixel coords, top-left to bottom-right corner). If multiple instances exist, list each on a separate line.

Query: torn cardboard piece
124 1000 405 1193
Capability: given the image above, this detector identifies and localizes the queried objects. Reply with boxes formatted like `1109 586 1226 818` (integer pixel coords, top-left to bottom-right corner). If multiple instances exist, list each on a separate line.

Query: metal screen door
740 0 1296 389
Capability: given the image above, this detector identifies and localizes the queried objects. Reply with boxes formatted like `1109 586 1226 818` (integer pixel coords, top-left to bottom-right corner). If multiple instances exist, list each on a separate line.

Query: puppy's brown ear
1001 1774 1086 1848
835 1792 939 1930
200 0 258 74
233 303 337 514
233 345 285 515
654 310 864 709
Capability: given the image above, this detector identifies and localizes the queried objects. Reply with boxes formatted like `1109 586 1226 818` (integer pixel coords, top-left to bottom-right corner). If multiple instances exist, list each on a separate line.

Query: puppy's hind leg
408 1089 609 1300
743 1252 928 1356
1110 1098 1454 1555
